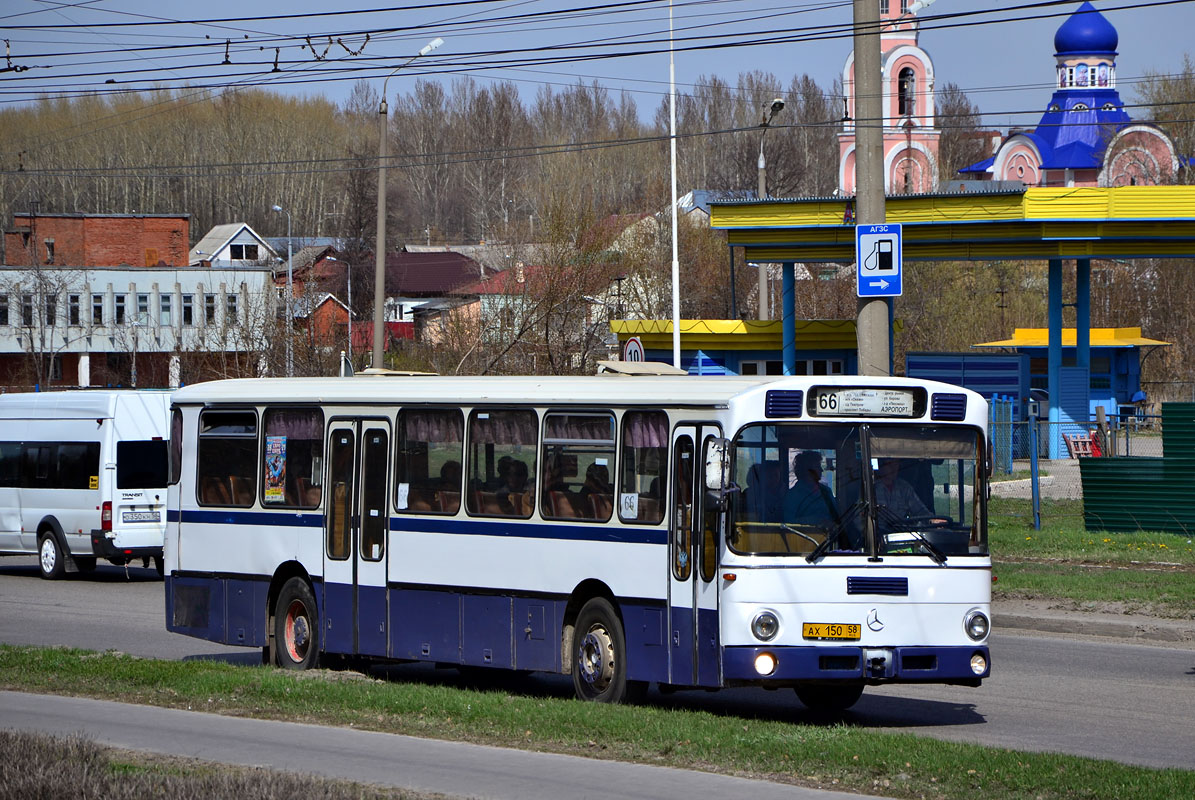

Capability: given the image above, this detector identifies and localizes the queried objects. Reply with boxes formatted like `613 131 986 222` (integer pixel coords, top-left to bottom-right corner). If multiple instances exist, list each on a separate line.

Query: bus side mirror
704 438 731 492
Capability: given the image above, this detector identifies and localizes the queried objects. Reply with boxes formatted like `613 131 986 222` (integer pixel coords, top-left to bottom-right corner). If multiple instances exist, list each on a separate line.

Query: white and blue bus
165 374 991 709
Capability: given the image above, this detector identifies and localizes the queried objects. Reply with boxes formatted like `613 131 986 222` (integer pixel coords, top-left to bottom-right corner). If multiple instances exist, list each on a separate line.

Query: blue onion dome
1054 2 1118 56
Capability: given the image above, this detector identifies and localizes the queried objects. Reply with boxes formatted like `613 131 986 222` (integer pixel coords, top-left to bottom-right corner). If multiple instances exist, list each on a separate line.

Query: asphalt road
1 556 1193 773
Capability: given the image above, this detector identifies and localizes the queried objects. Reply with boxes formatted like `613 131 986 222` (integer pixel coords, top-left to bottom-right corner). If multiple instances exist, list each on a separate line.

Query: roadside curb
993 603 1195 645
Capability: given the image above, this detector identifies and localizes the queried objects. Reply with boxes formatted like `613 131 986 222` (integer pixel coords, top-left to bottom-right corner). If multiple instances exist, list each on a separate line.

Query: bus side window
197 410 257 507
465 409 537 519
261 407 324 509
540 411 615 523
396 408 463 515
618 410 668 525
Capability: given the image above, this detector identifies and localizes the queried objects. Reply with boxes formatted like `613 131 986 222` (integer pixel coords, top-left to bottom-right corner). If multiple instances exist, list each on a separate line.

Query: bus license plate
122 511 160 523
803 622 861 641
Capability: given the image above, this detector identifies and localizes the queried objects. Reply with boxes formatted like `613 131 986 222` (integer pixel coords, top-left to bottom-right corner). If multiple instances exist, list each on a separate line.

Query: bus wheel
153 556 164 578
38 533 65 580
795 683 864 712
572 598 635 703
274 578 319 670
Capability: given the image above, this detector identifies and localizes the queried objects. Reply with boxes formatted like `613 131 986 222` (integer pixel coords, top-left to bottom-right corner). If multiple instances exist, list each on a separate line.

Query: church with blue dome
960 2 1184 187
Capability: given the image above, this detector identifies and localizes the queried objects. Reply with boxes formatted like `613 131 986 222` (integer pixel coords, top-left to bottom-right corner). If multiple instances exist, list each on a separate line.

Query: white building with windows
0 265 276 390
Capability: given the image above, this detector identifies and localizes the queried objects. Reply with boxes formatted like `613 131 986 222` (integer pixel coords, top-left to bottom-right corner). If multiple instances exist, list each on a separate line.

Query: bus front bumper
722 644 990 686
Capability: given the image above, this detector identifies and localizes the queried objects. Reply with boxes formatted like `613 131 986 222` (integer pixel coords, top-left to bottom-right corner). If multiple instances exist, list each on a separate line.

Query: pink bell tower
839 0 942 195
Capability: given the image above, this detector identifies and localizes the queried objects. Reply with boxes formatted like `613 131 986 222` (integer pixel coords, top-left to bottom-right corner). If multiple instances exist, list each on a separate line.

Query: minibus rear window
117 440 169 489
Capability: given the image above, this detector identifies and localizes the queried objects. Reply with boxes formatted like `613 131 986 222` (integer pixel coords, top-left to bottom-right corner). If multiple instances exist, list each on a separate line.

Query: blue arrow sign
856 223 902 297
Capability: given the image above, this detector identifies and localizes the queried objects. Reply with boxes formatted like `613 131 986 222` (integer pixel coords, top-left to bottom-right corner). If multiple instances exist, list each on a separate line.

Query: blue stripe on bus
170 508 667 545
171 509 325 527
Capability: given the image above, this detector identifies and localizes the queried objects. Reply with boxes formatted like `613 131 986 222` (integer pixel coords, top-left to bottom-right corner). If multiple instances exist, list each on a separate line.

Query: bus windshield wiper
805 500 863 563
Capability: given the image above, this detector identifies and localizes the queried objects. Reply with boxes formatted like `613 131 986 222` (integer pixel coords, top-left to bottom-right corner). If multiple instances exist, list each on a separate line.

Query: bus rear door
323 419 392 658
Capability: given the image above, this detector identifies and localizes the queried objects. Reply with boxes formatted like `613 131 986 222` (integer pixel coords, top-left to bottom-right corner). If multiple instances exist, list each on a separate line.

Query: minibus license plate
802 623 860 641
122 511 160 523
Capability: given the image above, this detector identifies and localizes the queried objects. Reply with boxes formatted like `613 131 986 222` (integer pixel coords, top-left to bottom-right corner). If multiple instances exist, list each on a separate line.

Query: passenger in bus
497 459 530 515
486 456 514 491
783 450 837 526
578 463 613 519
875 459 942 525
439 460 462 491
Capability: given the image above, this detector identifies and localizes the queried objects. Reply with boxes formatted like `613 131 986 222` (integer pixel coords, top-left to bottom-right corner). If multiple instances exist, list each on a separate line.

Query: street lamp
757 98 784 321
270 204 293 376
374 36 444 370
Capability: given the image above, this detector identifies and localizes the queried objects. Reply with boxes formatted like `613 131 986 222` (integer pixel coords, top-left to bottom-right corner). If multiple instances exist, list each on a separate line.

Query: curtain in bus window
397 409 463 515
618 410 667 524
263 408 324 507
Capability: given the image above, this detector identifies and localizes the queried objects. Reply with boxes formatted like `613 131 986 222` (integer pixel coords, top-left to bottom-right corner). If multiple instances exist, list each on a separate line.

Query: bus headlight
754 652 777 676
971 652 988 675
751 611 779 641
964 609 990 641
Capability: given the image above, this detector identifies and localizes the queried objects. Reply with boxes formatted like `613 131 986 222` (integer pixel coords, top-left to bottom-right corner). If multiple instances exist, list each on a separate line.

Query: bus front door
668 425 721 687
323 419 392 659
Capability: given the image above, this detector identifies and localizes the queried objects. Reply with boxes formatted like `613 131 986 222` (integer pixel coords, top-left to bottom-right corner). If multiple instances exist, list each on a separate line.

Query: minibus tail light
101 501 112 532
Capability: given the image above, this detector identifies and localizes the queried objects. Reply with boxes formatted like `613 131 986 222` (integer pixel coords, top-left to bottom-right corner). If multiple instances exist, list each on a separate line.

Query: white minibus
0 390 171 578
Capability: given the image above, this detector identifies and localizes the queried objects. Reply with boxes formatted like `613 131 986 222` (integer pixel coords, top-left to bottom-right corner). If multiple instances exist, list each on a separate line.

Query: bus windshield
729 423 987 559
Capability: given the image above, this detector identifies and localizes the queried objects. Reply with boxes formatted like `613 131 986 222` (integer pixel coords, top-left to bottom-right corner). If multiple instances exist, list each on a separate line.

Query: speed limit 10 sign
622 336 645 362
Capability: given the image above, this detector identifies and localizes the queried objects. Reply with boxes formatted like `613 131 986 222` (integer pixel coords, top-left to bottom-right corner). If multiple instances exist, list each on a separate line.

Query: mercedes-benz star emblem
867 609 884 631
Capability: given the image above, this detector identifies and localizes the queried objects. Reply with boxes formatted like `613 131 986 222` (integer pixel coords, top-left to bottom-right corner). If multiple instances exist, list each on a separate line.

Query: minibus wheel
572 597 640 703
37 533 65 580
274 577 319 670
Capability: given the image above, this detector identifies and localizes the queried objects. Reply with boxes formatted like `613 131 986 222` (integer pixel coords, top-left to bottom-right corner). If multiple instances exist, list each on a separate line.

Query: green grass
988 498 1195 616
1 646 1192 800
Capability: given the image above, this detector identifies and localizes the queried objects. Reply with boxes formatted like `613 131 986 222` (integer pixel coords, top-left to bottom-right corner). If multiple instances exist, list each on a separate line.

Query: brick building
0 213 275 390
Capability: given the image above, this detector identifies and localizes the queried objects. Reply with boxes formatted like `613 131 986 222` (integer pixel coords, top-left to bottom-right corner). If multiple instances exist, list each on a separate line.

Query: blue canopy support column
1048 258 1063 459
1077 259 1091 371
782 262 796 375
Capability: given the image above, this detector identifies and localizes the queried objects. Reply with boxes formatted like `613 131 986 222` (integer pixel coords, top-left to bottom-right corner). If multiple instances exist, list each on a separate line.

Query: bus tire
73 556 97 573
38 532 66 580
153 556 164 578
274 577 319 670
572 597 636 704
795 683 864 712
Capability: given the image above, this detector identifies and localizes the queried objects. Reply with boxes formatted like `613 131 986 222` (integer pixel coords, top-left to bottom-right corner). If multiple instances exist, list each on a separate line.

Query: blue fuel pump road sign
856 223 902 297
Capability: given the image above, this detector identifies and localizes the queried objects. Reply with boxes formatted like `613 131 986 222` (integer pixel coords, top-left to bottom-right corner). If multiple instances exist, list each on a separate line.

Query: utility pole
853 0 890 375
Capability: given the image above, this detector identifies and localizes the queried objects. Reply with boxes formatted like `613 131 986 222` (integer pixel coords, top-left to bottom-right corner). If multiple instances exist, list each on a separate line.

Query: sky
1 0 1192 131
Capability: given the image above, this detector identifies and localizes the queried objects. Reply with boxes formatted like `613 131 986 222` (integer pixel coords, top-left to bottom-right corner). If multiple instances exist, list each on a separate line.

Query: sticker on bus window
264 436 286 503
397 482 409 510
89 475 98 490
620 493 639 519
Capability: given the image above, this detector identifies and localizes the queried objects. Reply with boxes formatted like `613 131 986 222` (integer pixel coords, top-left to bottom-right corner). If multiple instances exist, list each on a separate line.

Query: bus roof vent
765 390 803 418
931 393 967 421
